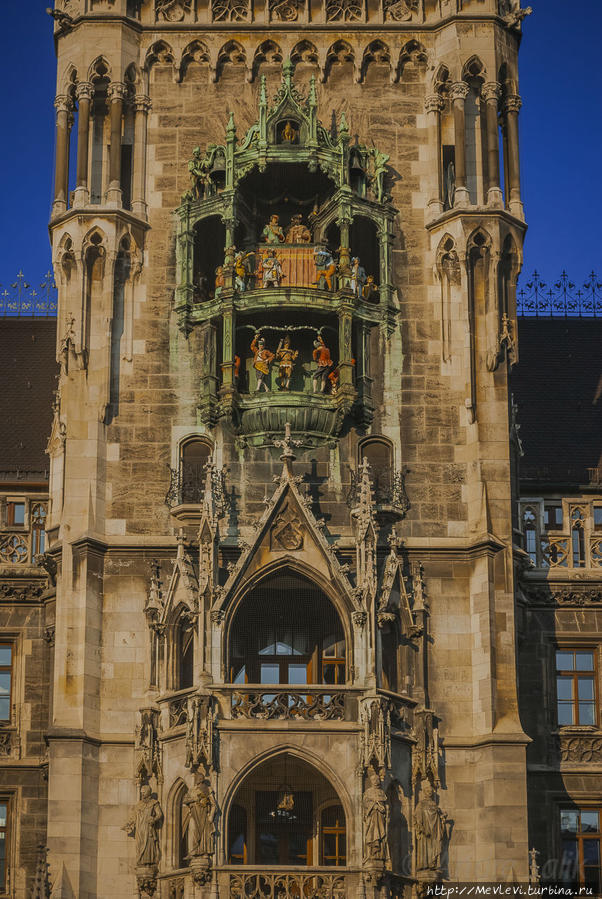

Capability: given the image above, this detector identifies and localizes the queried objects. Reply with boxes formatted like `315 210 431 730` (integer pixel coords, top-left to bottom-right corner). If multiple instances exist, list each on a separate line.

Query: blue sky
0 0 599 294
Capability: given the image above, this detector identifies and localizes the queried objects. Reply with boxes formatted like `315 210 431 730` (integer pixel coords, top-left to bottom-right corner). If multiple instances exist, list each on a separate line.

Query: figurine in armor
261 214 285 244
285 214 312 244
251 334 275 392
312 335 333 393
260 250 284 288
276 334 299 391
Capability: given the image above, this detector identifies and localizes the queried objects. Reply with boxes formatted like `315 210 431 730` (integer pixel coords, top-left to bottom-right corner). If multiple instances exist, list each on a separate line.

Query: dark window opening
360 439 393 502
442 145 455 210
228 805 247 864
230 572 345 685
560 809 601 893
350 216 379 289
180 439 212 504
179 624 194 690
256 791 313 866
194 216 226 302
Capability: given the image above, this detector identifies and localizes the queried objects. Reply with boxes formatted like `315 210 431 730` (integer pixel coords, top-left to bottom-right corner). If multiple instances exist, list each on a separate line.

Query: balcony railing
230 688 346 721
0 271 57 318
227 869 348 899
517 270 601 318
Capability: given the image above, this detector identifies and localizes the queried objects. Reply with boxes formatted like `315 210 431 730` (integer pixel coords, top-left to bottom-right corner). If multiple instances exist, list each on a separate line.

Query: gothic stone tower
46 0 529 896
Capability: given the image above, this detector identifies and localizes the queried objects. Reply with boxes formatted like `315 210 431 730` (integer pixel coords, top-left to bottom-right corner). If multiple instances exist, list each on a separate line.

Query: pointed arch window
571 508 586 568
180 438 212 504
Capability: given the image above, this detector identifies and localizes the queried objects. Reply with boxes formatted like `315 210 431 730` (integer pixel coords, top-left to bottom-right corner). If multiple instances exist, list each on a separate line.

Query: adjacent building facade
0 0 600 896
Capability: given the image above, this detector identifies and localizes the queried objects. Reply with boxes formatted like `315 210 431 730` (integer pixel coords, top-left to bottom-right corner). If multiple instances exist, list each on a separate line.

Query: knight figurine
276 334 299 390
251 334 275 392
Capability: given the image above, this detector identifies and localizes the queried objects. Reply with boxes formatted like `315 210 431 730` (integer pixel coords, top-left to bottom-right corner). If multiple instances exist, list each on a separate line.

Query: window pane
233 665 246 684
594 507 602 528
561 811 579 834
288 663 307 685
583 840 600 865
581 812 600 833
557 677 573 700
0 648 11 667
557 703 574 726
0 804 6 828
579 703 595 726
584 868 601 893
0 698 9 721
12 503 25 525
260 664 280 684
578 678 595 700
575 652 594 671
556 652 574 671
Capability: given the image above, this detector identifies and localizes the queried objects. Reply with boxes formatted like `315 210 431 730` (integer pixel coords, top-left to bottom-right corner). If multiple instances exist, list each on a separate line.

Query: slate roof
512 318 602 489
0 319 58 480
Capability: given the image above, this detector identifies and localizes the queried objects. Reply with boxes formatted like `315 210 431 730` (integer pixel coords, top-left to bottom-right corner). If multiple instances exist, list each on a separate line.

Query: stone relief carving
360 696 392 776
134 708 162 785
155 0 191 20
185 694 218 773
412 708 440 786
559 733 602 764
269 0 302 20
415 781 449 874
212 0 249 21
124 785 164 896
325 0 363 22
271 506 304 550
183 771 218 884
383 0 417 21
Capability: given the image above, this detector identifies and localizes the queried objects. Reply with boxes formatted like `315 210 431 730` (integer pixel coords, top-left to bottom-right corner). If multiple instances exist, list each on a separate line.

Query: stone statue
415 781 448 872
234 251 255 292
260 249 284 288
350 257 367 298
285 214 312 244
124 784 164 867
312 335 333 393
184 772 218 860
368 148 390 203
188 146 211 200
276 334 299 390
251 334 275 392
313 247 337 291
363 768 390 863
261 214 285 244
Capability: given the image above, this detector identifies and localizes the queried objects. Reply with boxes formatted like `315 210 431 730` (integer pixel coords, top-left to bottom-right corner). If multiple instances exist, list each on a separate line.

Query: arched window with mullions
229 571 346 686
359 437 394 504
179 438 212 504
174 614 194 691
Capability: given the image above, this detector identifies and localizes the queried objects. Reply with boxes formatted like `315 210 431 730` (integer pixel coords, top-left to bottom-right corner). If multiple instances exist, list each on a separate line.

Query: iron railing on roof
517 271 602 317
0 272 58 318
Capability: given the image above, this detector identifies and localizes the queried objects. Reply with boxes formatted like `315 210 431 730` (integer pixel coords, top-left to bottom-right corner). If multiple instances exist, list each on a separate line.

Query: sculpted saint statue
363 768 390 863
261 214 285 244
184 773 218 859
124 784 164 867
415 781 448 872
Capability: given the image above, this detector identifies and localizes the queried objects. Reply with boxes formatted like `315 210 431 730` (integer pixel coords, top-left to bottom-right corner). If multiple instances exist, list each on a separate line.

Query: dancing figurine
234 251 255 293
276 334 299 391
260 250 284 288
250 334 275 392
313 247 337 291
312 335 333 393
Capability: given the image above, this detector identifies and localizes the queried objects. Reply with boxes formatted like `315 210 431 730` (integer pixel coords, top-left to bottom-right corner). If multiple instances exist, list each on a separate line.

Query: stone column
482 82 503 208
132 94 151 218
52 94 73 217
73 82 94 208
106 81 127 207
450 82 470 207
504 93 524 219
425 94 444 216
